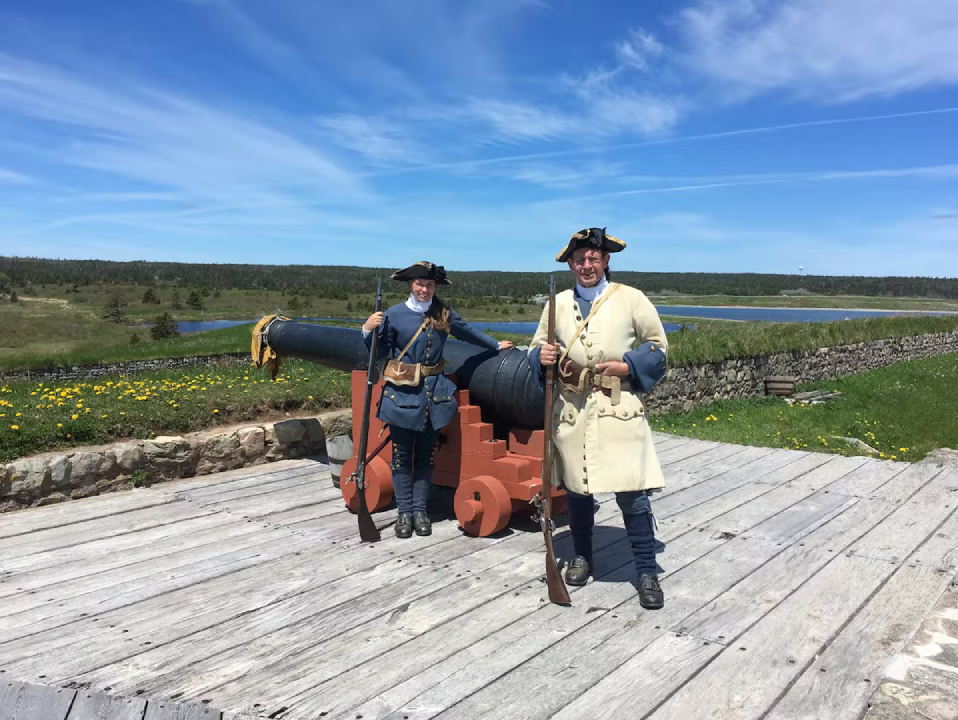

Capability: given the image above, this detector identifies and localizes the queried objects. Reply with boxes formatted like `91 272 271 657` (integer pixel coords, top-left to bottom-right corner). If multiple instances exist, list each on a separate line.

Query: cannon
251 315 563 536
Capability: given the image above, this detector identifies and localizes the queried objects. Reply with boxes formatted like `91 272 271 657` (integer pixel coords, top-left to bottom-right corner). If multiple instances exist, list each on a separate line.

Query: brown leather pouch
383 360 422 387
558 356 591 394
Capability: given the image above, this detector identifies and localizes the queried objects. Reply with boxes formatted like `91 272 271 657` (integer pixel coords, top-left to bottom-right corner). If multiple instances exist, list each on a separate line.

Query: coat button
580 334 586 340
587 341 592 347
587 354 593 359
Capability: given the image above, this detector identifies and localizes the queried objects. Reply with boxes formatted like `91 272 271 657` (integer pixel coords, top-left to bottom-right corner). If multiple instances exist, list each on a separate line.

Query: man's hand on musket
538 343 560 366
363 312 384 332
595 360 630 377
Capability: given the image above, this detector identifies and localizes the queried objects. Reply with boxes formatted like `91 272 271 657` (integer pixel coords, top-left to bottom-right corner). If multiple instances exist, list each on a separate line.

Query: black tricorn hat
390 261 451 285
555 227 626 262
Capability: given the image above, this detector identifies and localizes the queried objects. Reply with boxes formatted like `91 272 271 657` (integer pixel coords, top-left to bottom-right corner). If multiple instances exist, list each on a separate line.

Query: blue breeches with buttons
565 489 663 576
389 424 439 515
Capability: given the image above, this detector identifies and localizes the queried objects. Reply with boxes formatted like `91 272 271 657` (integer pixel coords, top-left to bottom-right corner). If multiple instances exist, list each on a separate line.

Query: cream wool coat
531 283 668 495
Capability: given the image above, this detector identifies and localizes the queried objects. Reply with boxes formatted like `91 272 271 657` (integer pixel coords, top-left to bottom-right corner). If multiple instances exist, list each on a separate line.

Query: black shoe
637 573 664 610
413 512 432 536
565 555 591 586
395 513 413 539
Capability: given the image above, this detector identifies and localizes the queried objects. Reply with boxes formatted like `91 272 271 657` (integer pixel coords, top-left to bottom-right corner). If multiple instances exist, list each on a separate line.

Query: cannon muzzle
252 316 545 429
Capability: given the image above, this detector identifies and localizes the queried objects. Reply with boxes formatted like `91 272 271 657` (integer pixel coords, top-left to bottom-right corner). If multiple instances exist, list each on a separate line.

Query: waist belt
558 357 621 405
383 358 446 387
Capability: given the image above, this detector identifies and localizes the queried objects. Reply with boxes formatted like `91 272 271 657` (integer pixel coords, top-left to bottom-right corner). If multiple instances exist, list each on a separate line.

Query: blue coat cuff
527 347 547 391
625 342 667 393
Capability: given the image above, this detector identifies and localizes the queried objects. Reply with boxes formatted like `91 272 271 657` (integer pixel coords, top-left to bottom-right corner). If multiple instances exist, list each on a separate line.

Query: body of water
171 306 949 334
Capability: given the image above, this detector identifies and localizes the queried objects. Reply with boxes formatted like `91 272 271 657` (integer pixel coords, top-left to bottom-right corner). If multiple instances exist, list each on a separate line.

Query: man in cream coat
529 227 669 609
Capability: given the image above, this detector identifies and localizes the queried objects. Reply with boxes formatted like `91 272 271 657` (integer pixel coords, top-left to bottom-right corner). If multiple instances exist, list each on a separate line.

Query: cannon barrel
252 317 545 429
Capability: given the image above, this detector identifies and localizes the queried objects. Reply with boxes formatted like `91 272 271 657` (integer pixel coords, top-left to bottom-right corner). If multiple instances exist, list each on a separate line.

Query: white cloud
316 114 429 166
0 53 366 206
0 168 33 184
677 0 958 101
615 29 665 72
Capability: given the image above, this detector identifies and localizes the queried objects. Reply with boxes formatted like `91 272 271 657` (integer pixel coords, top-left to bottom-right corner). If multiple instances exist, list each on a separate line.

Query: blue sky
0 0 956 276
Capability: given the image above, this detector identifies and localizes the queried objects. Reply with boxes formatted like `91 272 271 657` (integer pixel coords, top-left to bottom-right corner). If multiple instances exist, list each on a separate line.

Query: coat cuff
526 347 547 391
625 341 667 393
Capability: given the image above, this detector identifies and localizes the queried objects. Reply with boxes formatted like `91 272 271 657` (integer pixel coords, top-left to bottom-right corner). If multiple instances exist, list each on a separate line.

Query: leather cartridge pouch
557 356 590 393
382 320 445 387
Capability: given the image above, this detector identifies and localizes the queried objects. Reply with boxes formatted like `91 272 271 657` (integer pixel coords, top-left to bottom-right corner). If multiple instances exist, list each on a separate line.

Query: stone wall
647 330 958 414
0 353 250 383
0 410 351 513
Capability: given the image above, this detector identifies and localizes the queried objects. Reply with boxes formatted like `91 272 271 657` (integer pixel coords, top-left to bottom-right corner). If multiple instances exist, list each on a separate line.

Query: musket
539 275 571 605
349 280 384 543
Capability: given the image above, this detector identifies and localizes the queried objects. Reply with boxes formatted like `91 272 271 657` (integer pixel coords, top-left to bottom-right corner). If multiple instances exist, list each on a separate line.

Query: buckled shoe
637 572 664 610
413 512 432 536
395 513 413 539
565 555 591 586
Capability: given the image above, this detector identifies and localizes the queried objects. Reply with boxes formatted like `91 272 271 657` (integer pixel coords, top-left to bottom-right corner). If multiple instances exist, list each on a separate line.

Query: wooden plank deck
1 435 956 720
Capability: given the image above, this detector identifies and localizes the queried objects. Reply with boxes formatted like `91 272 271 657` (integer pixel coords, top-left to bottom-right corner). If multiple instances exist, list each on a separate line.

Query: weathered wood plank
0 535 313 644
67 691 147 720
66 501 629 694
663 442 753 474
848 466 957 564
0 491 176 540
869 461 946 504
551 632 724 720
151 458 315 495
764 565 952 720
165 463 322 500
823 458 910 498
0 516 295 600
416 459 914 720
0 503 215 563
142 700 219 720
182 469 335 506
0 681 75 720
905 504 958 572
649 555 900 720
655 439 722 466
286 526 728 720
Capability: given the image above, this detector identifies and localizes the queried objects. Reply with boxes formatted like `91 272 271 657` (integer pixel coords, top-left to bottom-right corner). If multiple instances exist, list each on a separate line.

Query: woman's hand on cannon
497 340 514 351
538 343 559 366
363 312 384 332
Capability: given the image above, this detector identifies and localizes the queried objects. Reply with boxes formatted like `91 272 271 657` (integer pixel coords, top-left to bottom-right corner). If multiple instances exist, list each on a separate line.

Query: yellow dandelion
212 409 219 414
11 424 19 430
57 423 63 428
72 414 78 420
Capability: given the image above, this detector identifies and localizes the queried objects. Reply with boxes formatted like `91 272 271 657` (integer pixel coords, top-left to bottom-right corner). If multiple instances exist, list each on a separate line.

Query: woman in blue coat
363 262 513 538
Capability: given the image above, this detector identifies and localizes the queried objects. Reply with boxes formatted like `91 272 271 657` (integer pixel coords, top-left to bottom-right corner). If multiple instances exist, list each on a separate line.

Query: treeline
2 257 957 299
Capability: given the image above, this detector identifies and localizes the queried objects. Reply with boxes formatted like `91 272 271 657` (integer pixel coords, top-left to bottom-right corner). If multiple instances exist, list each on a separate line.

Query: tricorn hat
390 261 451 285
555 227 626 262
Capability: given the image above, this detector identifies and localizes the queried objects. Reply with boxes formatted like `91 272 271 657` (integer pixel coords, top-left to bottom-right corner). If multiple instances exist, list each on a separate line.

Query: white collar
575 275 609 302
405 293 433 313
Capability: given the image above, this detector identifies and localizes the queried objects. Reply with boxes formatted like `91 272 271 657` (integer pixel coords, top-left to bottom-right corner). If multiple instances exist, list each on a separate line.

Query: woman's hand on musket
363 312 384 332
538 343 559 366
595 360 630 377
497 340 514 351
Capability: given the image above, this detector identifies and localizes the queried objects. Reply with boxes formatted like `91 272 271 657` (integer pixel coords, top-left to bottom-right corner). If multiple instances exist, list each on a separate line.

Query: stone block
71 451 118 490
0 464 11 498
237 426 266 461
319 409 353 440
301 418 326 453
36 492 69 506
197 431 243 475
269 419 307 445
49 455 72 491
115 441 146 473
143 436 199 478
10 458 50 499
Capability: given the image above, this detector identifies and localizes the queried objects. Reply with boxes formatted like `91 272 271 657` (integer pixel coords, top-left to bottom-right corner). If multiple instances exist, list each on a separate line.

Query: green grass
0 362 351 462
651 293 958 312
650 352 958 463
665 315 958 366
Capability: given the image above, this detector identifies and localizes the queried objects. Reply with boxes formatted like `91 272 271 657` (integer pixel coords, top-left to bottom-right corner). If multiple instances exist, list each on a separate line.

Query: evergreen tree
170 288 183 310
142 287 160 304
150 312 179 339
103 293 127 323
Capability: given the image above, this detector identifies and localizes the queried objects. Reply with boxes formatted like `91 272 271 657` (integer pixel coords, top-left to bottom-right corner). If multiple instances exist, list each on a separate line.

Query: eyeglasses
571 256 604 268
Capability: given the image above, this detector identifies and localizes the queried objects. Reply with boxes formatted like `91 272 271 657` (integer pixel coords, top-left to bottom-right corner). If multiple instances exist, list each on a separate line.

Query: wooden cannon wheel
341 455 394 513
454 475 512 537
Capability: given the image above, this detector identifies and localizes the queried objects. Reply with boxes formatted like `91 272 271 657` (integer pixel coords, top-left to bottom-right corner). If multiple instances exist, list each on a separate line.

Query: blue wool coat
365 302 500 431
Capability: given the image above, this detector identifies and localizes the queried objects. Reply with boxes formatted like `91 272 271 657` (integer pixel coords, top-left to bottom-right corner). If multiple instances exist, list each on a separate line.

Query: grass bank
650 352 958 463
651 294 958 312
0 363 350 462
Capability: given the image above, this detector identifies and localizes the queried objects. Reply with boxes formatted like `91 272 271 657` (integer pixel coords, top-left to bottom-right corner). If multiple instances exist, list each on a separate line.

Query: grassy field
650 352 958 462
0 363 351 462
651 293 958 312
5 297 958 373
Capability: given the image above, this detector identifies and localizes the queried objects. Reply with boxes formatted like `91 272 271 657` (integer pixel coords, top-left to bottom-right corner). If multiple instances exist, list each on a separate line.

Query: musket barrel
254 318 545 429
